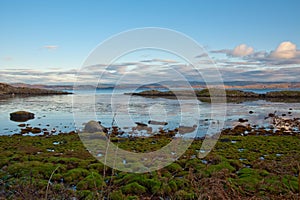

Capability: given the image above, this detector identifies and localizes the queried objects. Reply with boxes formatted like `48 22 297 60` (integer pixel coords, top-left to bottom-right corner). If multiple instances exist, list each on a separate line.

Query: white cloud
270 41 297 59
211 44 254 57
43 45 58 50
231 44 254 57
212 41 300 65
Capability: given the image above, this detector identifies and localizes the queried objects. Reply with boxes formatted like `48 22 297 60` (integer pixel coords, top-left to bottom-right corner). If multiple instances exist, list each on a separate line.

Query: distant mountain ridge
8 81 300 91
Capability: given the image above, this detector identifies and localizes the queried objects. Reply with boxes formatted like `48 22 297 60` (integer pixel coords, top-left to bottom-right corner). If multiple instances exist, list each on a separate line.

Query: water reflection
0 90 300 136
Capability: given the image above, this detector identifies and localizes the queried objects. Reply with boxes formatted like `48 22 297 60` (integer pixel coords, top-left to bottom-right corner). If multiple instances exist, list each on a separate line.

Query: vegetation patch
0 133 299 199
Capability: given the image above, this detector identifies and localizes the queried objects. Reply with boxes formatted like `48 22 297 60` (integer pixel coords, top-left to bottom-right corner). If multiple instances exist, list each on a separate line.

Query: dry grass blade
45 165 60 200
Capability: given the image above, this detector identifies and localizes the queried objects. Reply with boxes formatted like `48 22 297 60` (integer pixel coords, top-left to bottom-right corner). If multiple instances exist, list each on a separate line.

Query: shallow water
0 89 300 136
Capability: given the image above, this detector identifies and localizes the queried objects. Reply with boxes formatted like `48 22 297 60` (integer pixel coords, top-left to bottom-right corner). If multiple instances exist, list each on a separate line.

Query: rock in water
10 111 35 122
84 120 107 133
135 122 147 127
148 120 168 125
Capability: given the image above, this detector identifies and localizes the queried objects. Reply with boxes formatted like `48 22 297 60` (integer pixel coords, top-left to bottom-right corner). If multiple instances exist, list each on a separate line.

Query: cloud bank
212 41 300 66
2 41 300 84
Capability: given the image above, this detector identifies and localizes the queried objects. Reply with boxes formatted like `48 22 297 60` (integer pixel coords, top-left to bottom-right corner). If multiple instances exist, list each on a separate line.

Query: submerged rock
10 111 34 122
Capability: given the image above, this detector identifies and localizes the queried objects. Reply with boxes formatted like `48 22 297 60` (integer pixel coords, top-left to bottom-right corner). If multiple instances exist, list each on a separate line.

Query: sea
1 88 300 137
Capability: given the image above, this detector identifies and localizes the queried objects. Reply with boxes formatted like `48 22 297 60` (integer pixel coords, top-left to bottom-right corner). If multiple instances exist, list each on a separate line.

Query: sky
0 0 300 84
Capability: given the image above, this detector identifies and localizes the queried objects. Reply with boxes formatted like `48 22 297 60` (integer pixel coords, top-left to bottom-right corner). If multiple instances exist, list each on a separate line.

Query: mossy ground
0 133 299 199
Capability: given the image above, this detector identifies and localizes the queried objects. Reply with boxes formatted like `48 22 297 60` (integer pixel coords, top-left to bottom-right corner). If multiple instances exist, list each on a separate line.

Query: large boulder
84 120 107 133
10 111 35 122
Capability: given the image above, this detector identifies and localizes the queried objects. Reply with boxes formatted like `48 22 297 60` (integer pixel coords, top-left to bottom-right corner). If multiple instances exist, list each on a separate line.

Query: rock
18 123 26 127
84 120 107 133
238 118 248 123
148 120 168 125
10 111 34 122
31 127 42 134
21 127 32 134
68 131 76 135
110 126 121 136
268 113 275 118
133 125 152 134
20 126 41 134
135 122 147 127
177 125 197 134
249 111 254 114
230 125 252 136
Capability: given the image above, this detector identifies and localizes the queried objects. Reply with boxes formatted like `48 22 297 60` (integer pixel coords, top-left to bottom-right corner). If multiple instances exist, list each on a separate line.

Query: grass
0 133 299 199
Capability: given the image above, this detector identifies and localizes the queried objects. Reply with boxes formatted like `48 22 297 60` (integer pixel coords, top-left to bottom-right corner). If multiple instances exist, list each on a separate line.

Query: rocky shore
0 82 72 98
1 107 300 199
9 107 300 138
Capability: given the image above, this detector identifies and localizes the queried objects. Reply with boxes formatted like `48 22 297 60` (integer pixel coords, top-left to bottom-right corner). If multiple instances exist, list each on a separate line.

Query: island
126 89 300 102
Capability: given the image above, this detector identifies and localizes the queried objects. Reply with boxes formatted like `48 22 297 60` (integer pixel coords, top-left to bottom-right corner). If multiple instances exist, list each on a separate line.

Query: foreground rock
10 111 35 122
83 120 108 133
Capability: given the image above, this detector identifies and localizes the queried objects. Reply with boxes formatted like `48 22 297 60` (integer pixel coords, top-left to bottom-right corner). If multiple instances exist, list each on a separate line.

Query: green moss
76 190 96 200
205 160 235 176
174 190 195 200
158 182 171 195
121 182 146 195
7 161 56 179
165 163 182 173
64 168 89 184
76 172 104 190
0 134 300 199
109 190 125 200
88 163 105 173
259 169 269 177
173 178 190 190
125 196 139 200
236 168 261 192
168 180 178 192
282 175 299 192
143 178 161 194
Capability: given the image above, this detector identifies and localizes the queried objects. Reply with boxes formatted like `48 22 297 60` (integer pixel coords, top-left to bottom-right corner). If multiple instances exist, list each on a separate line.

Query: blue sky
1 0 300 84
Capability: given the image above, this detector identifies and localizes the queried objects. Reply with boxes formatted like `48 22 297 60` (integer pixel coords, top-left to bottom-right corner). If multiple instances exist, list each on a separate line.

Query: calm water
0 88 300 136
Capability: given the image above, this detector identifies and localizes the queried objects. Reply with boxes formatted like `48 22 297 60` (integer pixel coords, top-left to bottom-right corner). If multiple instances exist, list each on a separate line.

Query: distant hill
0 83 71 98
7 81 300 91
